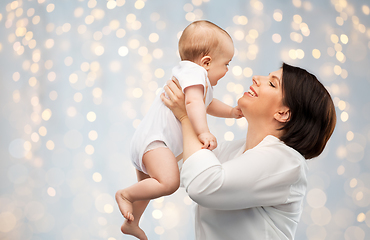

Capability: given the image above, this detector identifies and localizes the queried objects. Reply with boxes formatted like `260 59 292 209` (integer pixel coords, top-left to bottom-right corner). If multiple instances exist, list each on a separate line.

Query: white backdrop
0 0 369 239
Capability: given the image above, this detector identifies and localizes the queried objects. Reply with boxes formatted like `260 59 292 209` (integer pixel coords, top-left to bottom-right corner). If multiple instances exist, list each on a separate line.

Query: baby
116 20 242 240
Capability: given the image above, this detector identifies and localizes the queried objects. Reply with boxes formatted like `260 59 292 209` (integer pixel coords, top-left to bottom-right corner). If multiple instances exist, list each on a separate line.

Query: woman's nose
252 76 260 86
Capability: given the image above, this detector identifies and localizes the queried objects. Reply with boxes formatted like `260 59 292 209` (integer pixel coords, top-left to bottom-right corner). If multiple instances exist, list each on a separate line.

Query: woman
160 63 336 240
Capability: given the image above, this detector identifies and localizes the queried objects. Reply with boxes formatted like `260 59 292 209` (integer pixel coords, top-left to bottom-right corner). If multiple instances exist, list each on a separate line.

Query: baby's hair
178 20 232 61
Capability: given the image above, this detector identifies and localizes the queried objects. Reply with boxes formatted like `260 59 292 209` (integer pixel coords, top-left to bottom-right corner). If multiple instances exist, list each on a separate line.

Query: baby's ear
200 56 212 70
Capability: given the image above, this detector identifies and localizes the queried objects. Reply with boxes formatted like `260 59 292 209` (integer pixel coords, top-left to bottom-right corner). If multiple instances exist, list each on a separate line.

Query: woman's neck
244 122 282 152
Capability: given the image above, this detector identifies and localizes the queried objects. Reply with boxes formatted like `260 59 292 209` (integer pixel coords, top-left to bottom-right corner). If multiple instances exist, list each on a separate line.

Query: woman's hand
161 77 188 122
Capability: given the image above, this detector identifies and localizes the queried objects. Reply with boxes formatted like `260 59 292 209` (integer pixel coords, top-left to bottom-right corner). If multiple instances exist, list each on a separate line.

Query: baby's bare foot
121 220 148 240
115 190 134 221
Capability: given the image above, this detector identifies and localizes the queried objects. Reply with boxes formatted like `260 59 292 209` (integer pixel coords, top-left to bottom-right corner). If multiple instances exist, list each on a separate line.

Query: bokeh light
0 1 369 240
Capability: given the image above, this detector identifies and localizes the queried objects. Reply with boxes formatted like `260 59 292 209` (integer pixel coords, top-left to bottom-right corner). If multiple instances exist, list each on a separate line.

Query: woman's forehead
271 69 283 77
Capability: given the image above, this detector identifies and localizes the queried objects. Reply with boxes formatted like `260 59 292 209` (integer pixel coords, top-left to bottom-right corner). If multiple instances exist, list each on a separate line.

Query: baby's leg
142 147 180 197
116 147 180 219
120 170 150 240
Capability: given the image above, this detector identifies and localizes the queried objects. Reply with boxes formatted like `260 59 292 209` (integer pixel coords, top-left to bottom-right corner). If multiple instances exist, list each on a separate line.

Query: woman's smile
246 87 258 97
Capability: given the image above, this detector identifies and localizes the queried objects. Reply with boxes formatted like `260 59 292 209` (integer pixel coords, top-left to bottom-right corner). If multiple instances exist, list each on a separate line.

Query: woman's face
237 69 286 122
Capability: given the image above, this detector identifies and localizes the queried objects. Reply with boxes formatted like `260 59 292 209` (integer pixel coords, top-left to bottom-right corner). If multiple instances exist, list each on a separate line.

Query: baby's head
179 20 234 86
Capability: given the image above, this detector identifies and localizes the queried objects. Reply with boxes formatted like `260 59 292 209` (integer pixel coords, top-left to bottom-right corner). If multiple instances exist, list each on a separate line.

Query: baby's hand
198 132 217 150
231 106 243 119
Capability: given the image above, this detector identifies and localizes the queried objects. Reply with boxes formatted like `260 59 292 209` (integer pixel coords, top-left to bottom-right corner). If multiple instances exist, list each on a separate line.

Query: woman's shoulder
258 135 305 160
253 135 308 174
212 139 245 162
249 136 308 192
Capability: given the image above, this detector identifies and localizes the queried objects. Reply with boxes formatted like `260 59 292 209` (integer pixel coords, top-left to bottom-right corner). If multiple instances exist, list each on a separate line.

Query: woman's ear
274 107 291 123
200 56 212 70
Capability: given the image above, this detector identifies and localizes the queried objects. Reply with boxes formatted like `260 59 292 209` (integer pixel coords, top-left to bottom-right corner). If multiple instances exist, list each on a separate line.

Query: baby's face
207 36 234 86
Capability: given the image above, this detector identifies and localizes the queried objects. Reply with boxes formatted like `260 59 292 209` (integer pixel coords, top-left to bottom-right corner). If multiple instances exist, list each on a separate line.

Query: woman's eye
269 81 275 87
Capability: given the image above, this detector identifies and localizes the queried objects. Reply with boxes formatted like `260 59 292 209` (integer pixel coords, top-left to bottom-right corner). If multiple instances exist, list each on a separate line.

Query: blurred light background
0 0 369 239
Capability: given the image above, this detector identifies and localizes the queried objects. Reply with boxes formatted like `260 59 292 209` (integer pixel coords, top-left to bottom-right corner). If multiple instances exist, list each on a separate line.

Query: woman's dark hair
279 63 336 159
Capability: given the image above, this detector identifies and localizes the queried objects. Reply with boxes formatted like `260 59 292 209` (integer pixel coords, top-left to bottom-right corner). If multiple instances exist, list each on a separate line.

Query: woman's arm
183 147 304 210
178 115 205 161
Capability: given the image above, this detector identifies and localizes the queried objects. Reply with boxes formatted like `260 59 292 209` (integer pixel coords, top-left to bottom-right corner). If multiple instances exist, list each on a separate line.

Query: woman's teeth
248 89 256 97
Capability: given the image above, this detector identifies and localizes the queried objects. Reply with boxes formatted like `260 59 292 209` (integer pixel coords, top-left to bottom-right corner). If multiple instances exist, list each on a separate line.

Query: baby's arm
184 85 217 150
207 98 243 119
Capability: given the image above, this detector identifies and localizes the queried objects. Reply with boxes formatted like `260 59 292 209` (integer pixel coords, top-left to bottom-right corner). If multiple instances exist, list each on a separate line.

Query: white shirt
130 61 213 174
181 135 308 240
